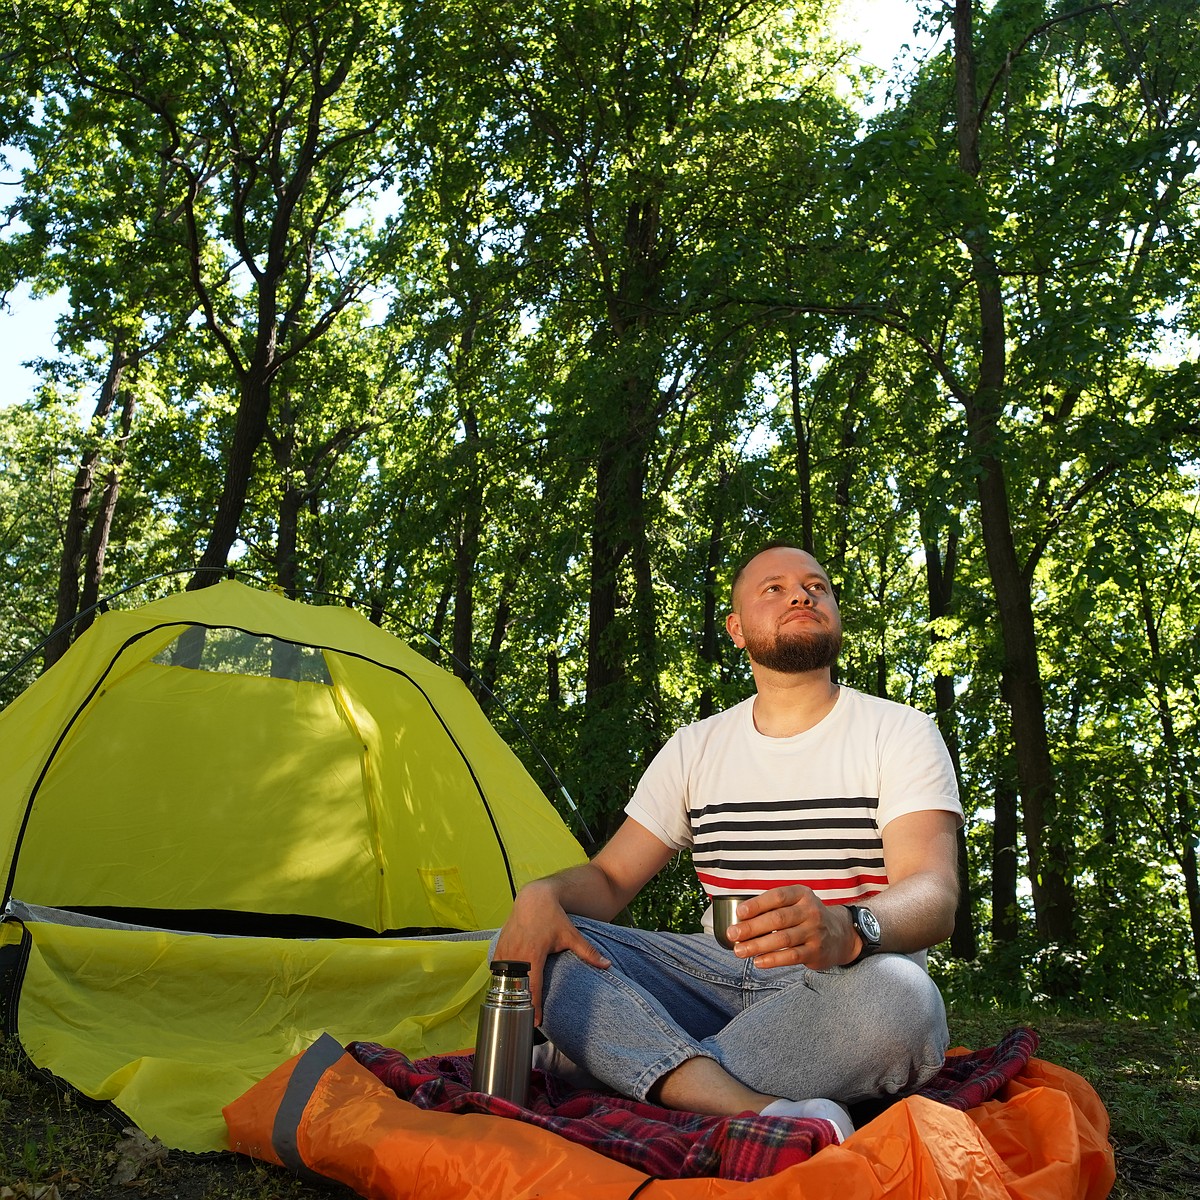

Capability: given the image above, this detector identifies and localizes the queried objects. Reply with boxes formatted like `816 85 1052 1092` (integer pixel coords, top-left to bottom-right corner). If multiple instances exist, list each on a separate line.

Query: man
493 542 962 1138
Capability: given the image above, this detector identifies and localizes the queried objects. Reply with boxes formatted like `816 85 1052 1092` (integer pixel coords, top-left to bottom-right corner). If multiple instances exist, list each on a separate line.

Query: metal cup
712 894 754 950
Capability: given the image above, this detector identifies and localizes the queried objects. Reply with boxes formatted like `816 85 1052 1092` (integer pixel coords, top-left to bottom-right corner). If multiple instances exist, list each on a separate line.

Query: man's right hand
492 878 612 1026
492 819 677 1025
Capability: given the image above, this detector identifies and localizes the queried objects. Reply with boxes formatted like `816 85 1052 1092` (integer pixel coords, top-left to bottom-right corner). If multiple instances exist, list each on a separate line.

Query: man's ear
726 611 745 647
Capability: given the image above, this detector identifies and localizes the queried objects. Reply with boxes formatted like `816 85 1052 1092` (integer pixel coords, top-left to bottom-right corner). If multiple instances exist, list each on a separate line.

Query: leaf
108 1127 166 1186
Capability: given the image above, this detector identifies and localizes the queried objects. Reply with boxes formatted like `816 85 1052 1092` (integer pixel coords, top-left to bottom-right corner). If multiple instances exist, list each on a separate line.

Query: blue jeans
534 917 949 1105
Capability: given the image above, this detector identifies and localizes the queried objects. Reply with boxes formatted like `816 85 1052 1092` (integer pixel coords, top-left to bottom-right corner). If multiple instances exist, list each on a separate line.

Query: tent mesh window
152 627 333 684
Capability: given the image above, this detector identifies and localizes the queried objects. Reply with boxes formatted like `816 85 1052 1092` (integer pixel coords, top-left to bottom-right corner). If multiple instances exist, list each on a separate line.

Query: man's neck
750 670 840 738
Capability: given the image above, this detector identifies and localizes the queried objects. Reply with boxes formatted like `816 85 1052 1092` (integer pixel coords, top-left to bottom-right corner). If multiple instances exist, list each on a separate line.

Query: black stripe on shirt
693 837 883 852
693 854 886 872
691 796 877 818
695 816 879 833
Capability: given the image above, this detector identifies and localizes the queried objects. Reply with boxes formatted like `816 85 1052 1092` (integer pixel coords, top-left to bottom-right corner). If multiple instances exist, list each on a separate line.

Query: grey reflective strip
271 1033 347 1184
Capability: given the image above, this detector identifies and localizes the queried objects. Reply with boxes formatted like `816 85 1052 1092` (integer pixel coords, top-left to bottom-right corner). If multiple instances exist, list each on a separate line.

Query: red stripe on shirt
696 870 889 895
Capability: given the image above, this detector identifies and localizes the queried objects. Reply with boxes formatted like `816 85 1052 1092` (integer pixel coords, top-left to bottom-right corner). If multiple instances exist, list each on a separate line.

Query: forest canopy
1 0 1198 1017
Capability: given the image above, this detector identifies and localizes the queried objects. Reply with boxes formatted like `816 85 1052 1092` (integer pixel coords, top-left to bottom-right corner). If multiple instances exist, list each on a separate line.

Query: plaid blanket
348 1027 1039 1183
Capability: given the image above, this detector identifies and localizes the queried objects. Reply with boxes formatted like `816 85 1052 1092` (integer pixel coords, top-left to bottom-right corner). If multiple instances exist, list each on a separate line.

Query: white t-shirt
626 687 962 929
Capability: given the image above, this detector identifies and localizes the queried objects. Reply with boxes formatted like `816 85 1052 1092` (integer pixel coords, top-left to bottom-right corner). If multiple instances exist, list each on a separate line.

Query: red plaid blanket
348 1027 1039 1183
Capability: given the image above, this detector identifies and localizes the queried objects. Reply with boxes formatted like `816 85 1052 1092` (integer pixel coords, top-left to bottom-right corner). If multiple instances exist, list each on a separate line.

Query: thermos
471 959 535 1106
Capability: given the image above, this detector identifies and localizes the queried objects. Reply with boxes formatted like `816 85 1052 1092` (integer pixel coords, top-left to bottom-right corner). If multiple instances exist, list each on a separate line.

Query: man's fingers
524 956 547 1027
732 905 808 947
503 927 610 1026
738 884 809 918
566 929 612 970
735 925 803 959
732 899 832 963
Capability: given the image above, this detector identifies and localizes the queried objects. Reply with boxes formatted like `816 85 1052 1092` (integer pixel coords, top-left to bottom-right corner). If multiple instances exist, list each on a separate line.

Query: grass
1 1011 1197 1199
0 1043 316 1200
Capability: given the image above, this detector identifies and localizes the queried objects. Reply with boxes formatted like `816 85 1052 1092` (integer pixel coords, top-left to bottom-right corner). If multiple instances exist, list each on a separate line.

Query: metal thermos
472 959 535 1106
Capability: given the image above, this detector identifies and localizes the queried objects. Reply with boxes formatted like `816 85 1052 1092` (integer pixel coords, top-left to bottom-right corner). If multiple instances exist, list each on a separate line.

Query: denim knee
855 955 949 1091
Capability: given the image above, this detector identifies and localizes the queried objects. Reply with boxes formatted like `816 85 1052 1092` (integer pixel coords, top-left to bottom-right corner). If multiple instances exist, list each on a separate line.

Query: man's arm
492 817 676 1023
725 809 961 970
844 807 960 955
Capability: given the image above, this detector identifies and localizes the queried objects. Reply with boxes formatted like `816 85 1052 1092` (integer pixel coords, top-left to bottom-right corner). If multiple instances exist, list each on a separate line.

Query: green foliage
627 850 709 933
933 932 1200 1028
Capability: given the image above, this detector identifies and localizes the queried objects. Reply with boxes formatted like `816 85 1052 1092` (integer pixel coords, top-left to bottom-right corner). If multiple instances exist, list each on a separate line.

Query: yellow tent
0 581 585 1150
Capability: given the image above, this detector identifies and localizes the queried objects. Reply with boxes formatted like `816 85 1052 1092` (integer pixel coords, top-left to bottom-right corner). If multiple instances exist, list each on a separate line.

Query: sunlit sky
0 1 933 408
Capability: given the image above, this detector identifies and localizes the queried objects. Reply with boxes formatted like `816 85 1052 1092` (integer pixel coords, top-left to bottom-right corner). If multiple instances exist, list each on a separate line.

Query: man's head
727 542 842 674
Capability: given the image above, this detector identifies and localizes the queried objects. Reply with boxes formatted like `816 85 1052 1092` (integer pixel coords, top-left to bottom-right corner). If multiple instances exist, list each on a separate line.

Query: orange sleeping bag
224 1035 1115 1200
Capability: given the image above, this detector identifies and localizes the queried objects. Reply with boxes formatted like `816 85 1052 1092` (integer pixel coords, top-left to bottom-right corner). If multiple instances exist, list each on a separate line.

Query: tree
829 0 1200 948
8 0 422 591
445 0 856 826
0 51 198 658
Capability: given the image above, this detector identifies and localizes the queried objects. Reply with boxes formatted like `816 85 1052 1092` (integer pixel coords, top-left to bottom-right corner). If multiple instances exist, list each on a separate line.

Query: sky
0 1 934 409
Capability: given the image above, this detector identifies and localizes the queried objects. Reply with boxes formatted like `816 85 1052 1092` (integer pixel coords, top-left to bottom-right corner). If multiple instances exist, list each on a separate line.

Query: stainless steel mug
712 894 755 950
472 959 535 1106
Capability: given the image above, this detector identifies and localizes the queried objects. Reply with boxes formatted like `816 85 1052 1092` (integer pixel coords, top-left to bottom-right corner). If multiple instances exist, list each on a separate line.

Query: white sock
759 1097 854 1143
531 1039 603 1091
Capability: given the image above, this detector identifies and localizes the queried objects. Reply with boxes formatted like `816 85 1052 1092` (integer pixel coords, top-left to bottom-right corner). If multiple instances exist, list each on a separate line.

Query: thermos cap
490 959 531 976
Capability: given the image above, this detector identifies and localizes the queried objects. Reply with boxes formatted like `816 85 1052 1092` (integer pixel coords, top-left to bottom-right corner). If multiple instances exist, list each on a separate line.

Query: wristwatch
845 904 882 964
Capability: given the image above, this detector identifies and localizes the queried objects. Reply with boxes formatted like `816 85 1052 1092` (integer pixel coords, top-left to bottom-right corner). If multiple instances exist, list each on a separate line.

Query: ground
1 1009 1197 1199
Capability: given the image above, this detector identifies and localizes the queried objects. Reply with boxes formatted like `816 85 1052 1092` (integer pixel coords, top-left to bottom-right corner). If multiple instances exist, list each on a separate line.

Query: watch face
858 908 881 943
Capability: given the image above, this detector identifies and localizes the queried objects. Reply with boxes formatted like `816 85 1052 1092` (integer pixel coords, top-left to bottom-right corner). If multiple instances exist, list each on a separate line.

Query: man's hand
725 886 858 970
492 819 677 1024
492 879 612 1026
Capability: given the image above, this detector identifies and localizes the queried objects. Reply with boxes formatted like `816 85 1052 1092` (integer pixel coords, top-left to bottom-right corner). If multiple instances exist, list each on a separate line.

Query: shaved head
730 540 827 609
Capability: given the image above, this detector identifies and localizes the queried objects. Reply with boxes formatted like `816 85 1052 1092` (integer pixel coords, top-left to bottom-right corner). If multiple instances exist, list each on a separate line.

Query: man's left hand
726 886 859 970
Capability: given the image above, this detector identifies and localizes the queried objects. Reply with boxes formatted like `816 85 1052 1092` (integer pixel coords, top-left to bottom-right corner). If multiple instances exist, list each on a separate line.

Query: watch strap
845 904 881 965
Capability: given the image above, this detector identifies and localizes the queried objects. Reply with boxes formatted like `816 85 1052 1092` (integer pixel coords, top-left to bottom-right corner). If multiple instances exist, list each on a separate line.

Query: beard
743 623 842 674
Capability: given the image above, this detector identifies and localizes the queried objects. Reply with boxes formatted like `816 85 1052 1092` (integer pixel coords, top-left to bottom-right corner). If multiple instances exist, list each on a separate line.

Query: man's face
726 547 842 674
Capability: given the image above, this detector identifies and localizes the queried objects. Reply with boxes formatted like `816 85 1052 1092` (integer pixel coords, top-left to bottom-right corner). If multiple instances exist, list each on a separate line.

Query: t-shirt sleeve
876 708 964 830
624 732 694 852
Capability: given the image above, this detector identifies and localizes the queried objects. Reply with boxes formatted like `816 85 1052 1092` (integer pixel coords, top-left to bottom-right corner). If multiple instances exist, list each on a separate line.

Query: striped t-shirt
626 687 962 925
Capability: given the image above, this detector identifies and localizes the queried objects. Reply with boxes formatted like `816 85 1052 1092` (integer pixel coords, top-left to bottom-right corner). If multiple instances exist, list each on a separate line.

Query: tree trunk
271 477 305 680
45 343 128 666
952 0 1074 945
189 370 274 590
271 392 301 599
974 453 1073 941
830 398 858 585
449 289 484 687
992 773 1020 944
584 419 645 704
698 481 727 720
430 581 452 666
452 404 482 687
75 387 137 638
479 541 535 703
1135 557 1200 975
923 531 977 959
277 482 303 598
1182 840 1200 981
581 377 657 834
789 341 815 556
